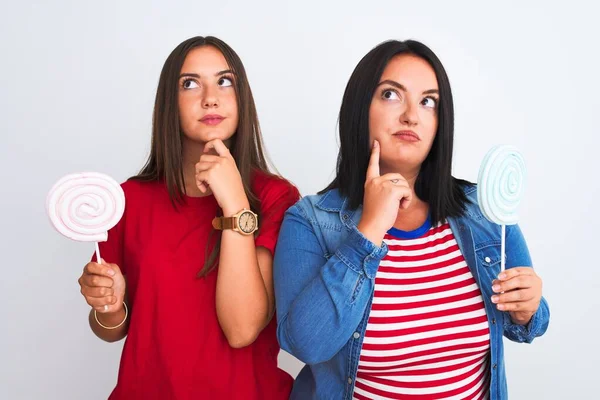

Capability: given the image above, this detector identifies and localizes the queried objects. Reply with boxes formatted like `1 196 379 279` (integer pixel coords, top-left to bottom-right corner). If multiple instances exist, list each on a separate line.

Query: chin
190 131 235 143
382 155 426 171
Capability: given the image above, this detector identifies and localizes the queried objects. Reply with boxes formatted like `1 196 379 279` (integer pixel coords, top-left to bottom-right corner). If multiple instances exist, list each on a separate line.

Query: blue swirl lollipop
477 145 526 271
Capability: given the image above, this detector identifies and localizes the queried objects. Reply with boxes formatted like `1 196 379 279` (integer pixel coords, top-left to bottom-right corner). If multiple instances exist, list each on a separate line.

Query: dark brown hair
322 40 471 224
130 36 273 276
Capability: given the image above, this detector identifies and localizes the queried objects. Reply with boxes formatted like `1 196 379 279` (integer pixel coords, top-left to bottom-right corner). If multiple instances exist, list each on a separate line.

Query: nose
202 85 219 108
400 101 418 126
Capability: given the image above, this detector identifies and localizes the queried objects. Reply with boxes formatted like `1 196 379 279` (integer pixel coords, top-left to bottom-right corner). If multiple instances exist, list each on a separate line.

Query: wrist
222 200 250 217
357 220 385 247
509 310 534 326
96 304 127 328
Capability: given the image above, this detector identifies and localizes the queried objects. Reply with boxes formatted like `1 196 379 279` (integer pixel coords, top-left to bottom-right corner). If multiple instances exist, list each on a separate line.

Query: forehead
180 45 229 72
380 54 438 90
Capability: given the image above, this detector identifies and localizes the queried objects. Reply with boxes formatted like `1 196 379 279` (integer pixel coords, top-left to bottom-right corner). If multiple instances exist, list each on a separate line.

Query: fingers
84 262 115 278
491 288 536 305
87 295 118 311
79 273 113 289
376 173 408 185
195 157 219 193
399 196 412 210
197 182 209 193
80 262 117 290
104 262 122 276
81 285 114 298
198 154 220 163
196 169 215 193
493 275 534 293
492 297 536 312
381 181 413 209
195 161 216 173
491 267 541 313
366 140 380 180
493 267 539 293
204 139 231 157
497 267 535 281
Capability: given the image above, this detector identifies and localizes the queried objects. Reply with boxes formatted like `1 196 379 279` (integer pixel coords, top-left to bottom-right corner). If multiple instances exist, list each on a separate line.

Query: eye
382 89 400 101
182 79 199 89
422 96 438 109
218 76 233 87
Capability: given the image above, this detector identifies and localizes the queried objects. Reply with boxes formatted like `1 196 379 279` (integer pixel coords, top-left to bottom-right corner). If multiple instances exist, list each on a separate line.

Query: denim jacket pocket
475 241 504 283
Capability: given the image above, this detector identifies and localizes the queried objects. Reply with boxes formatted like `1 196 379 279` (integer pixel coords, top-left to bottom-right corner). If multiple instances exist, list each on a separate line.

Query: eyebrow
179 70 234 79
377 79 439 95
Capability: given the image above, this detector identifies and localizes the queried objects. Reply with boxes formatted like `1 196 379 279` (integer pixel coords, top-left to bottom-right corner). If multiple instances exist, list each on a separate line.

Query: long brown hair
130 36 273 276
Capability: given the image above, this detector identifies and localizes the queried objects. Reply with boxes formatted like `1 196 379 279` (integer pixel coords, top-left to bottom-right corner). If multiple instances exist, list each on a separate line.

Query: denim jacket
273 185 550 400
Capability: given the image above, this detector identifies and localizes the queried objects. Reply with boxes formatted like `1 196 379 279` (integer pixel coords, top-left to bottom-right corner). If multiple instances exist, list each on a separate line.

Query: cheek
178 96 196 122
225 95 239 126
224 93 238 113
420 111 438 141
368 104 387 138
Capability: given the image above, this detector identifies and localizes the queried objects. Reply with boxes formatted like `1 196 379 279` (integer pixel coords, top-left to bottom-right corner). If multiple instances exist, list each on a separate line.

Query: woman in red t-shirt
76 36 298 399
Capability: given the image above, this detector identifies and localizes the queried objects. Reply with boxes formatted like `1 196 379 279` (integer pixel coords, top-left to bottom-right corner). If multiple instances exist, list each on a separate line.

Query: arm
79 187 129 343
496 223 550 343
274 204 387 364
197 140 299 348
216 211 273 348
274 141 412 364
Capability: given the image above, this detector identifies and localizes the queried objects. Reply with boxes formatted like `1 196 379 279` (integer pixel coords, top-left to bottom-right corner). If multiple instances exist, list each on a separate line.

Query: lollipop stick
95 242 102 264
501 224 506 272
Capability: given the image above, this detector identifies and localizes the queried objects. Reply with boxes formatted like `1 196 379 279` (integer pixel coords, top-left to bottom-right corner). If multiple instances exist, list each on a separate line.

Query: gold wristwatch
212 208 258 235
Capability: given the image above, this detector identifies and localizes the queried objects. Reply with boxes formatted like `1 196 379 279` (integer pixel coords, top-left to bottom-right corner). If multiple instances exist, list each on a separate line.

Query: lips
200 114 225 125
393 130 420 141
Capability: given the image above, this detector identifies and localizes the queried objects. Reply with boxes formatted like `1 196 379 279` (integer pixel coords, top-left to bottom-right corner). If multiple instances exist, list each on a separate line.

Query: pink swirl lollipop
46 172 125 263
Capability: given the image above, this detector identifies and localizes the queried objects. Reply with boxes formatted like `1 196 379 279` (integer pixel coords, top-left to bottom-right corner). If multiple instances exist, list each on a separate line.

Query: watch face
238 211 257 234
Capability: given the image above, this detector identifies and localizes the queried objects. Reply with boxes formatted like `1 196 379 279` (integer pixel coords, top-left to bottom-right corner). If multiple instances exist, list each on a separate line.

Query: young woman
274 40 549 400
77 36 298 399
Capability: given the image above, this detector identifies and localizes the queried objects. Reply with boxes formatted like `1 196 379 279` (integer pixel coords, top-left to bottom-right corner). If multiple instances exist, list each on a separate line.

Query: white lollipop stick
477 145 526 271
47 172 125 263
95 242 102 264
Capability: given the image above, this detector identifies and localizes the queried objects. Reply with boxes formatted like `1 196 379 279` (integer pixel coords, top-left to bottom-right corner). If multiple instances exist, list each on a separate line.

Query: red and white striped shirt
354 221 491 400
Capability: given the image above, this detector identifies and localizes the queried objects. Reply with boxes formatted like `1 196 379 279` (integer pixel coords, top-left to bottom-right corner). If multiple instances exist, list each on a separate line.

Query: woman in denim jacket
273 40 549 400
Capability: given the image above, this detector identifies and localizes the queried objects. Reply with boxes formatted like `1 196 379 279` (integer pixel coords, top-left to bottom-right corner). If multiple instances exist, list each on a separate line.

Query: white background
1 1 598 398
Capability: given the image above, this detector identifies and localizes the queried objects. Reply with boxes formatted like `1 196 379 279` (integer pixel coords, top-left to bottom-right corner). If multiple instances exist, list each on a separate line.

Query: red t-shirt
97 171 299 400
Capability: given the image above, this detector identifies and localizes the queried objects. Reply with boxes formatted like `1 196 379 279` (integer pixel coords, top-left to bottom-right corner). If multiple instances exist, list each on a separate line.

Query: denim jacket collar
315 188 364 230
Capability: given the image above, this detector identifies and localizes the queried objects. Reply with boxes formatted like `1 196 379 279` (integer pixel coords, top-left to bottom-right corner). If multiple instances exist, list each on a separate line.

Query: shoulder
455 183 527 242
291 188 345 220
457 182 485 220
121 178 166 205
252 170 300 205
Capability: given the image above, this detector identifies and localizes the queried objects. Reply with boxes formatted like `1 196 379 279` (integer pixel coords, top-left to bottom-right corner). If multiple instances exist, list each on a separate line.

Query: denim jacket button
348 378 353 384
353 332 360 339
342 214 349 220
492 318 496 325
485 256 491 263
493 364 497 369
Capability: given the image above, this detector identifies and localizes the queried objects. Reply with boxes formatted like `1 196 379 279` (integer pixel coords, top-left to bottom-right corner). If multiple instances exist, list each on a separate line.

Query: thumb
366 140 380 180
105 262 123 277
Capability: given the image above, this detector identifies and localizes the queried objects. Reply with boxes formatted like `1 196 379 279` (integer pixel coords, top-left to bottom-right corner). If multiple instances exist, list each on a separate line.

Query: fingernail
107 269 115 276
498 273 507 280
373 140 379 148
497 304 505 310
492 284 501 292
491 296 499 303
